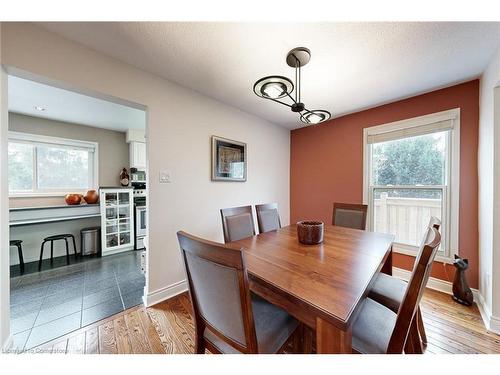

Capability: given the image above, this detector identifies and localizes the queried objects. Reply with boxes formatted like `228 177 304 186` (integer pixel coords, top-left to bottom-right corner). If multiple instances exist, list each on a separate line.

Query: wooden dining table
232 223 394 354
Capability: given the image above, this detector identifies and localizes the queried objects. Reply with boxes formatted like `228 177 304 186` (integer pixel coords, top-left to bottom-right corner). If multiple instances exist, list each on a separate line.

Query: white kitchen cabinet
100 187 135 256
130 141 147 169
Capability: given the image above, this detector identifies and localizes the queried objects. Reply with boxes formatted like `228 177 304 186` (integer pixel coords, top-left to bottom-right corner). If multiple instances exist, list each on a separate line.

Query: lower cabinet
100 187 135 256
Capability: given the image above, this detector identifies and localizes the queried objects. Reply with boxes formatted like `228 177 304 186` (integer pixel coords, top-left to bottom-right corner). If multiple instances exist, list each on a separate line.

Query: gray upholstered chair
352 224 441 354
332 202 368 230
220 205 256 243
255 203 281 233
177 231 300 354
368 217 441 350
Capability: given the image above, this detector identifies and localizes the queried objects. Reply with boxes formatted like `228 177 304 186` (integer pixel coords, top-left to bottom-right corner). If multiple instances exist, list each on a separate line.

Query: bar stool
10 240 25 274
38 234 78 271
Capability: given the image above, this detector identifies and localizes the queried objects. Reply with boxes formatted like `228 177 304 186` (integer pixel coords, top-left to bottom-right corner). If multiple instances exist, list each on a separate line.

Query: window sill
9 191 88 199
392 242 455 264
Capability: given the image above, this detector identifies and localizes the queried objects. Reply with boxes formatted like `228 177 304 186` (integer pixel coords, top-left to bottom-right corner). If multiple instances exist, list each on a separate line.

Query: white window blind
366 119 454 144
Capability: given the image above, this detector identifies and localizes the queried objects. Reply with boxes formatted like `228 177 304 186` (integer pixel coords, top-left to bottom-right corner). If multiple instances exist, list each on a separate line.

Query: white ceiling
8 75 146 132
38 22 500 129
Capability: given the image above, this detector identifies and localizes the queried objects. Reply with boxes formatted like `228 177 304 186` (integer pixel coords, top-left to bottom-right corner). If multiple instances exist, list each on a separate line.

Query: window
8 132 98 196
363 109 460 262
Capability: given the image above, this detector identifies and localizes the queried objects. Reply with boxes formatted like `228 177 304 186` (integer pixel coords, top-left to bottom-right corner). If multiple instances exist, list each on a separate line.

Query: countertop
10 204 100 212
99 186 133 190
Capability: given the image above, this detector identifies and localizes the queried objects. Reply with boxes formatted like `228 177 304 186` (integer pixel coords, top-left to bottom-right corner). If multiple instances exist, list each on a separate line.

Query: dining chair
177 231 300 354
351 224 441 354
332 202 368 230
220 205 256 243
368 217 441 350
255 203 281 233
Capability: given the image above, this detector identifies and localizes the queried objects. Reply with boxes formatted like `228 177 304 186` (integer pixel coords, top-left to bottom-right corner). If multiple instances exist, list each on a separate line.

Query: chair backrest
255 203 281 233
332 202 368 230
428 216 441 230
386 223 441 353
177 231 258 353
220 205 256 242
416 216 441 248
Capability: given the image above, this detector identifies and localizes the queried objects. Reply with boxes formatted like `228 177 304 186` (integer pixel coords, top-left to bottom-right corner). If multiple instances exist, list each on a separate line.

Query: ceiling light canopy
253 47 331 125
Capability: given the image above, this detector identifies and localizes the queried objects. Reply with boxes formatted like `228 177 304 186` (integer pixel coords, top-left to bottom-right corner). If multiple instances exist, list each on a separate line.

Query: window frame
362 108 460 264
8 131 99 197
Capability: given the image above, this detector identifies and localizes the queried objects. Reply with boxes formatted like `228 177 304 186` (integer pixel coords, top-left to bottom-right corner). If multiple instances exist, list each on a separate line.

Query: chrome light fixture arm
269 97 293 108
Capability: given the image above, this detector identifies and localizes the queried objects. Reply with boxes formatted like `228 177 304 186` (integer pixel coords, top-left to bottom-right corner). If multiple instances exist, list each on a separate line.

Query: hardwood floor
32 289 500 354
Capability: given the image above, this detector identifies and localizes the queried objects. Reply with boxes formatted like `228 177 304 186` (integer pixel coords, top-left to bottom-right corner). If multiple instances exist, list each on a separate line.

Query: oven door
136 206 147 237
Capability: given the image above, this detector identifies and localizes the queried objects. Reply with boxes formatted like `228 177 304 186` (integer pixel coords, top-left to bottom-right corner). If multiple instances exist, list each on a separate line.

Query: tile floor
10 250 145 352
10 251 94 278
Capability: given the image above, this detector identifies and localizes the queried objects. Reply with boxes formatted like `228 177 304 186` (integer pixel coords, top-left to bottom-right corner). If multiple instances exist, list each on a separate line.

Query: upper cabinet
130 141 147 169
126 129 146 170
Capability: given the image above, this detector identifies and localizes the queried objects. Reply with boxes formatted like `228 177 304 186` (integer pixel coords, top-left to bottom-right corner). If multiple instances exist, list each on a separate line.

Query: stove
133 189 146 249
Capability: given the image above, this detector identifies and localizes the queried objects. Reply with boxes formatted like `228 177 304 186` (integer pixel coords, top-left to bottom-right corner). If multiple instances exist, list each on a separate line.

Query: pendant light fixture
253 47 331 125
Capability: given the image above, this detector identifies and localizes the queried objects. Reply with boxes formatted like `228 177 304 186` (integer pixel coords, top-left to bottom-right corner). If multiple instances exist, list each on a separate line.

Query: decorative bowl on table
64 193 82 205
83 190 99 204
297 221 324 245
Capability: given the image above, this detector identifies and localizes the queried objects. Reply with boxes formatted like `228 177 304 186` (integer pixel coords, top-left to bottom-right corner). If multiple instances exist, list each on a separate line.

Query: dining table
232 223 394 354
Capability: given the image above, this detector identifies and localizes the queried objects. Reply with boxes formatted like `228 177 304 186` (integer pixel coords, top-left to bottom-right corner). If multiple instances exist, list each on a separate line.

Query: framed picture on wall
211 136 247 182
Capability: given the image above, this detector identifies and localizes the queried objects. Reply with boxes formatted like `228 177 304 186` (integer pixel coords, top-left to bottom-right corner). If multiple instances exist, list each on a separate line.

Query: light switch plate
159 171 172 183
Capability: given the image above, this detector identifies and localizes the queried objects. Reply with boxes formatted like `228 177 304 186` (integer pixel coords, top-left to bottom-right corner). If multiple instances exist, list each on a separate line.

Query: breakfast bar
9 204 101 226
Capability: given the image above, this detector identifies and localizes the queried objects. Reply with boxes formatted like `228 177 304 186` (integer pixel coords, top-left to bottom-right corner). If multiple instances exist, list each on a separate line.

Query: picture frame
211 136 247 182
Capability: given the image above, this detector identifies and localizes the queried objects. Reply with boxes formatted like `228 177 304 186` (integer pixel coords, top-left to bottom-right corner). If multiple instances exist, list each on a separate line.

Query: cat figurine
452 254 473 306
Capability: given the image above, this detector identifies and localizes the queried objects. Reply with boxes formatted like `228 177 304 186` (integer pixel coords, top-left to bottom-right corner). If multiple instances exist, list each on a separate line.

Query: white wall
10 217 100 265
479 44 500 332
494 87 500 328
0 23 12 350
0 23 290 346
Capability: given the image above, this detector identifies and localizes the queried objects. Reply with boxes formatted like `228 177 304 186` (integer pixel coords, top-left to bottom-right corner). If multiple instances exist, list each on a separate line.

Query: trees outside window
8 132 97 195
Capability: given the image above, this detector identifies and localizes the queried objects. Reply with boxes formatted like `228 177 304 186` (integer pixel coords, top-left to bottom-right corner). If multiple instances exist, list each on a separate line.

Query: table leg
316 317 352 354
381 245 393 276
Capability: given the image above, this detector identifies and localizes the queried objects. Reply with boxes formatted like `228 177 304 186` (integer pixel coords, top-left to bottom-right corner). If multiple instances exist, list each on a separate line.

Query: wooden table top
233 224 394 330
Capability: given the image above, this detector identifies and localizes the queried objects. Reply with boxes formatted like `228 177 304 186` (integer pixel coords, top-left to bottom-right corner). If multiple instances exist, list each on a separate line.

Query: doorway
5 73 149 351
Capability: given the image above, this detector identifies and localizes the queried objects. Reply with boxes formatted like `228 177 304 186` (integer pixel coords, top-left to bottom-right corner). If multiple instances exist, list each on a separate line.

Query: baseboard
472 291 494 331
2 334 13 353
392 267 500 334
393 266 481 298
392 267 455 295
490 315 500 333
143 279 188 307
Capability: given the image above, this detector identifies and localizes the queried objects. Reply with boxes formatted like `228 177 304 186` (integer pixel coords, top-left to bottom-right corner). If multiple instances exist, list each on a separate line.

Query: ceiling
38 22 500 129
8 75 146 132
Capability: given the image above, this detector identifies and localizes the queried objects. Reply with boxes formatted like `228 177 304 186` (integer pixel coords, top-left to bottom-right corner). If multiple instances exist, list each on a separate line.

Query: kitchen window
8 132 98 196
363 109 460 262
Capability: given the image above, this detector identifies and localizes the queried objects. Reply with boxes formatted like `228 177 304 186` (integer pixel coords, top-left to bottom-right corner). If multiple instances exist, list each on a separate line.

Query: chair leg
292 323 305 353
404 338 414 354
50 241 54 265
17 244 25 274
71 235 78 258
65 238 70 265
194 321 206 354
303 325 313 354
38 241 46 271
406 317 423 354
417 307 427 345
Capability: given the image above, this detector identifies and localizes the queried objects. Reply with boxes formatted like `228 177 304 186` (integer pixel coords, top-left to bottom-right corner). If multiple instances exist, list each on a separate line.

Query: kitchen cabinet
100 187 135 256
130 141 146 169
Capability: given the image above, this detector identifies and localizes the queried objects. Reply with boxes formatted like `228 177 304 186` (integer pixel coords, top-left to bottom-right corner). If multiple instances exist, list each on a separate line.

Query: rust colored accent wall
290 80 479 288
